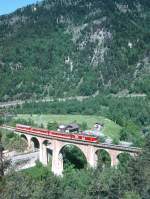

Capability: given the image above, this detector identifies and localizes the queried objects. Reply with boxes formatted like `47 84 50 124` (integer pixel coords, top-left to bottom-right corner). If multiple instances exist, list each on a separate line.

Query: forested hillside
0 0 150 101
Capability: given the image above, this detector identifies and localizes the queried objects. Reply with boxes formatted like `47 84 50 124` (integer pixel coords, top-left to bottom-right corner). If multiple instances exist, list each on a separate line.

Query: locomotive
16 124 98 143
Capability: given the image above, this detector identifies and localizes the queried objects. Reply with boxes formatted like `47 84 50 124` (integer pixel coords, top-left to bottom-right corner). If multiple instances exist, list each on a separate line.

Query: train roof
16 124 31 128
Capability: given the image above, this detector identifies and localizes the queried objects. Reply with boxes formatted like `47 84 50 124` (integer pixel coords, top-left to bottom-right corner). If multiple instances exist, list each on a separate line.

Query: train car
16 124 31 132
16 124 49 135
49 130 98 143
16 124 98 143
71 133 98 143
48 130 73 139
31 127 48 135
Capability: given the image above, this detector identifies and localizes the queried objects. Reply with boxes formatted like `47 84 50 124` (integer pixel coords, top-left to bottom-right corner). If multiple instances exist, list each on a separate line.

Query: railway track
1 125 141 153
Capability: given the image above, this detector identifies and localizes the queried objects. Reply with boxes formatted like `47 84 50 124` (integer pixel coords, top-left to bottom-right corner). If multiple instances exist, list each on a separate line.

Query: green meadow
15 114 122 140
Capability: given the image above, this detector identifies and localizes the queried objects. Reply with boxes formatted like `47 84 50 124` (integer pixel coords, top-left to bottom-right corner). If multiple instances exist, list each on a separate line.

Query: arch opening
95 149 111 169
31 137 40 151
19 134 28 151
59 144 87 170
117 153 132 167
20 134 28 142
43 140 51 146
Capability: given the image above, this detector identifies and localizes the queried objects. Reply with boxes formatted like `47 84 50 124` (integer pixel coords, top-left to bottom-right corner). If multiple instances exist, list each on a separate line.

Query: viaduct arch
15 131 139 176
31 137 40 151
95 149 111 168
57 143 88 170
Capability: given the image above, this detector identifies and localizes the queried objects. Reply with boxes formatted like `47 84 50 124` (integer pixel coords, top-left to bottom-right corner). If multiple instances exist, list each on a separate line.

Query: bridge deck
1 125 141 153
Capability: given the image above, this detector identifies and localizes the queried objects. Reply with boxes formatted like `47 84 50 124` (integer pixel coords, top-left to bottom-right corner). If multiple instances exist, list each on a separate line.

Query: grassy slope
22 164 51 180
15 114 122 139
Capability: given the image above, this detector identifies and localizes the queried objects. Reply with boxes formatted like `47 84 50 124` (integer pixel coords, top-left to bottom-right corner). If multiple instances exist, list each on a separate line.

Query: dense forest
0 0 150 101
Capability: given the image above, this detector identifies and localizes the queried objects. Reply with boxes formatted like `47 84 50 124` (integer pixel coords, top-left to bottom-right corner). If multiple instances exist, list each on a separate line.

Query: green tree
0 132 4 179
47 121 58 130
80 122 88 131
122 191 141 199
0 131 11 180
0 117 4 125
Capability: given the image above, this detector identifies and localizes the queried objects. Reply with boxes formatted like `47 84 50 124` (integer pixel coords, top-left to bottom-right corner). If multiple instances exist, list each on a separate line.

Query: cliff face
0 0 150 101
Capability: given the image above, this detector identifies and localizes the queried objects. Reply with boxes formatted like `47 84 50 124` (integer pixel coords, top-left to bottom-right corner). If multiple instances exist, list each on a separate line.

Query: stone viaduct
15 130 140 176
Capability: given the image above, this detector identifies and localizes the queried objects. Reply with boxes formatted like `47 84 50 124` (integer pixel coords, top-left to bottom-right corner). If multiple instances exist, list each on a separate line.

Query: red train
16 124 98 143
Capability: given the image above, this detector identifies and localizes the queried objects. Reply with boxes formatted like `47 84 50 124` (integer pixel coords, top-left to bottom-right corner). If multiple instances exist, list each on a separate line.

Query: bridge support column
86 146 97 168
39 141 48 165
27 137 32 152
108 149 120 167
51 140 63 176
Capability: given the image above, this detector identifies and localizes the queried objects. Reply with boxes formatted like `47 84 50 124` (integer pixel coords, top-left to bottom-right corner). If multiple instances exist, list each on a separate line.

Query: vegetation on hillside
0 129 27 152
0 0 150 101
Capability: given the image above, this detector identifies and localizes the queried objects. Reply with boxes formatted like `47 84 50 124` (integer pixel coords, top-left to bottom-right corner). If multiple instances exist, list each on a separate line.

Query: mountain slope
0 0 150 101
